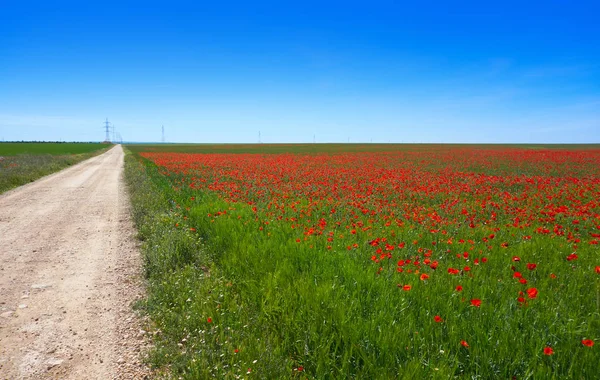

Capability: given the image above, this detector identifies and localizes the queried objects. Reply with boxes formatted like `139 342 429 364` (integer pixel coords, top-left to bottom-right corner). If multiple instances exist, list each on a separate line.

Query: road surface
0 145 148 379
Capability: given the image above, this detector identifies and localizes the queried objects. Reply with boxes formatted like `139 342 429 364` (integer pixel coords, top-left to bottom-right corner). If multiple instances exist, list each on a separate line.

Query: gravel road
0 145 149 379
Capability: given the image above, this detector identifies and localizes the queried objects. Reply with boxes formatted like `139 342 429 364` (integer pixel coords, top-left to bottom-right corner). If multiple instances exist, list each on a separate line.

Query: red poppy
434 315 443 323
595 266 600 274
420 273 429 281
460 340 469 348
297 366 304 372
526 288 538 299
519 278 528 284
513 272 523 278
543 346 554 355
527 263 537 271
403 284 412 291
448 268 460 275
512 256 520 262
470 299 482 307
207 317 213 323
582 339 594 347
566 253 578 261
455 285 463 292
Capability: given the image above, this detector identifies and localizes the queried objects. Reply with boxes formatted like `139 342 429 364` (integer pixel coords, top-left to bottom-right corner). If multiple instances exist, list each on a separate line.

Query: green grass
0 142 111 194
124 144 600 379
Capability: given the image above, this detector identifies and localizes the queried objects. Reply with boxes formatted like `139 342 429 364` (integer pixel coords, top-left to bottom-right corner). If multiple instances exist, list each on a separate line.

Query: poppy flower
403 284 412 291
448 268 460 275
543 346 554 355
460 340 469 348
455 285 463 292
566 253 578 261
527 263 537 271
595 266 600 274
207 317 213 323
526 288 538 299
582 339 594 347
420 273 429 281
512 256 520 262
434 315 443 323
470 299 482 307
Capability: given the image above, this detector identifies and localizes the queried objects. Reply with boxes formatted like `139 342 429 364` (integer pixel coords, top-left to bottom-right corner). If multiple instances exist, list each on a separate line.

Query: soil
0 145 150 379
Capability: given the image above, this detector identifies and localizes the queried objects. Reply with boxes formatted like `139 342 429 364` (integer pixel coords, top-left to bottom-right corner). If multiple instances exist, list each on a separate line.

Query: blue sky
0 1 598 143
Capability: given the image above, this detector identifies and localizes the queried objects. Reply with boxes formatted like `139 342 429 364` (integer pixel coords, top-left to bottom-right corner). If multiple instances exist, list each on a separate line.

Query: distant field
0 142 111 194
127 142 600 155
125 143 600 379
0 142 110 156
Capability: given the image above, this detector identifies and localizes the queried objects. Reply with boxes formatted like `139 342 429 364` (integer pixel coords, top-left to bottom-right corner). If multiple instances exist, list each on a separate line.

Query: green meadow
0 142 111 194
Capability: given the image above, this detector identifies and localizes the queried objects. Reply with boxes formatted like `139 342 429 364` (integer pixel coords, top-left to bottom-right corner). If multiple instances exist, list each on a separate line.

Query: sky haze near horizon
1 1 599 143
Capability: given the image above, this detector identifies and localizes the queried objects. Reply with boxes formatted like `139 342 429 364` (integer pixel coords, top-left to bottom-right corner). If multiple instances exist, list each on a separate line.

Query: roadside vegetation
0 142 111 194
125 144 600 379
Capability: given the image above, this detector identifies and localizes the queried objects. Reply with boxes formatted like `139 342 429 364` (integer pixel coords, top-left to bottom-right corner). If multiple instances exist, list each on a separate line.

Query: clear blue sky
1 1 598 143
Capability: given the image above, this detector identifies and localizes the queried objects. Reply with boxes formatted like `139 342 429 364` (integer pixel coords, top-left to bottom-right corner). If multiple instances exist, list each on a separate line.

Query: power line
104 118 111 143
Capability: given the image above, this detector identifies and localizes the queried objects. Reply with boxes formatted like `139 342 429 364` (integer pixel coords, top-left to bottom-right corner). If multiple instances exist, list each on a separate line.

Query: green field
0 142 111 194
0 142 110 156
125 143 600 379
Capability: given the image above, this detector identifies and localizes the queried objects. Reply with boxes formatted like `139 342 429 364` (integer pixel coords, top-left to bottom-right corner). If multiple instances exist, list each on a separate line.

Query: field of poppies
125 144 600 379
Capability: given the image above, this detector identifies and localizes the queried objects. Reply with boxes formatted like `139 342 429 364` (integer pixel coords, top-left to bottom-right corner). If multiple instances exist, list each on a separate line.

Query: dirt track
0 145 148 379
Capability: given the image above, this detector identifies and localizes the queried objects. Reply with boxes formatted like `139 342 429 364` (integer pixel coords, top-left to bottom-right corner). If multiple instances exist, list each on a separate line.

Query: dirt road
0 145 148 379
